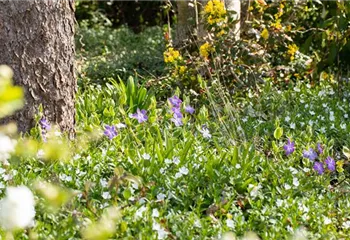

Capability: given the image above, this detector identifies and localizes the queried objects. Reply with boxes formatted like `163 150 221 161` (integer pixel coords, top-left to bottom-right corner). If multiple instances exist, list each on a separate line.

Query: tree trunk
225 0 241 39
0 0 76 136
174 1 196 47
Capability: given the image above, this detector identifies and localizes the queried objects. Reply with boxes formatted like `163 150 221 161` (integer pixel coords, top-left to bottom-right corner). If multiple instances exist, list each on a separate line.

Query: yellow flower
216 29 226 37
179 66 187 75
261 28 269 40
164 47 181 63
204 0 214 14
204 0 227 25
271 19 282 30
200 42 213 59
287 44 298 61
336 160 344 173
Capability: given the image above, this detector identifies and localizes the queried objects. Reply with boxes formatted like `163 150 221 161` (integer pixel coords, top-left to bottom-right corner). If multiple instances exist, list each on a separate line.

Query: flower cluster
168 96 194 127
284 140 336 175
287 44 298 61
163 47 181 63
204 0 227 25
199 42 214 59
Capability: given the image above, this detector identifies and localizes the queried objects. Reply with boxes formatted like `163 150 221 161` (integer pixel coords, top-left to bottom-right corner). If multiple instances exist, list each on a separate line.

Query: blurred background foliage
75 0 173 32
74 0 349 96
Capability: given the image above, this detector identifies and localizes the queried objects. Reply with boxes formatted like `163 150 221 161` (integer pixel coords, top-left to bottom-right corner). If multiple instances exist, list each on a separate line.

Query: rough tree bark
174 1 196 47
0 0 76 136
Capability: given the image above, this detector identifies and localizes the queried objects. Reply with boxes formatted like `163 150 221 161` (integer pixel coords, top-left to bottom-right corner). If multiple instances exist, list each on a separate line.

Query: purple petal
185 105 195 114
313 162 324 175
325 156 335 172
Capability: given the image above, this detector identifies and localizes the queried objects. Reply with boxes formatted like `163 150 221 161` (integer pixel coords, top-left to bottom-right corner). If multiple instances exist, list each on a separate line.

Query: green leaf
343 146 350 159
274 127 283 140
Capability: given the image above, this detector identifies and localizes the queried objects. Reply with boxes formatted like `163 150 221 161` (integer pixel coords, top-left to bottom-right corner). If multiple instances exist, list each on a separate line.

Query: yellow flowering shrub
199 42 214 59
287 44 298 61
163 47 181 63
204 0 227 25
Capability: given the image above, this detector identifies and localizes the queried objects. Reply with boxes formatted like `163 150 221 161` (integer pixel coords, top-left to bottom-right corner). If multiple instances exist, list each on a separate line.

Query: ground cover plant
0 0 349 239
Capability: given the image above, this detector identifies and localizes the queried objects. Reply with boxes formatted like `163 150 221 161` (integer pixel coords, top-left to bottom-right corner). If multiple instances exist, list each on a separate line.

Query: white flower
102 192 111 200
0 186 35 230
194 219 202 228
116 123 126 129
320 127 326 133
235 164 241 169
152 208 159 218
60 174 72 182
344 114 348 119
285 116 290 122
174 172 182 179
3 174 12 181
342 221 350 229
276 199 284 207
135 205 147 219
179 166 189 175
324 217 332 225
142 153 151 160
340 123 346 130
157 193 166 201
0 134 16 164
164 158 172 165
172 157 180 165
152 221 168 239
292 177 299 187
289 167 298 175
199 128 212 139
308 120 313 126
226 219 235 229
249 184 261 199
100 179 108 188
290 123 296 129
284 184 291 190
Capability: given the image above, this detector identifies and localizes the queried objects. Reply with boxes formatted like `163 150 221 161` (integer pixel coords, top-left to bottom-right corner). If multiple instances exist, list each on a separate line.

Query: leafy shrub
76 23 166 86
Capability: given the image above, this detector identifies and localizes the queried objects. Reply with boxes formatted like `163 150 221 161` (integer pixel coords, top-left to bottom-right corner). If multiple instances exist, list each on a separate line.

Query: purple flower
171 116 183 127
185 105 195 114
325 156 335 172
283 139 295 156
104 125 117 140
317 143 323 154
172 107 183 119
40 118 51 130
313 162 324 175
303 148 318 161
168 96 182 108
129 109 148 123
